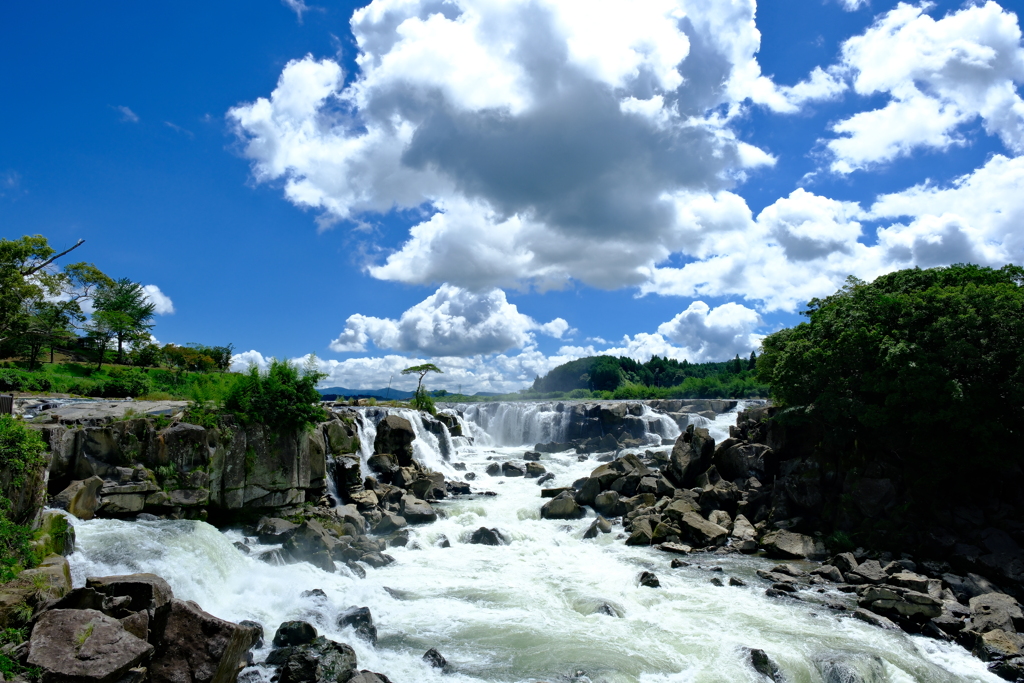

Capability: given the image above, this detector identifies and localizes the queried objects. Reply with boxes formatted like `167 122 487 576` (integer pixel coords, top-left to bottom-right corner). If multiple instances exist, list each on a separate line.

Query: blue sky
3 0 1023 392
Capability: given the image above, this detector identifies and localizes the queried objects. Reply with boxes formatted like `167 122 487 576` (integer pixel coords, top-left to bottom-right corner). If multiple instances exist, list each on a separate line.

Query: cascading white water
67 402 1001 683
352 406 454 472
458 402 575 447
637 404 682 443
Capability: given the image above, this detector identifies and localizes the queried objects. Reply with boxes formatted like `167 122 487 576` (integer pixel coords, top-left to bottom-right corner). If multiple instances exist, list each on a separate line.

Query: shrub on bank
0 415 48 581
224 358 327 433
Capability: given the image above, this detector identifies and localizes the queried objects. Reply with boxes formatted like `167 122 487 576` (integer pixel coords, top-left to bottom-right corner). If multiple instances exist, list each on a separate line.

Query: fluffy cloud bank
328 284 570 356
230 0 1024 318
229 0 840 294
642 152 1024 310
826 1 1024 172
233 299 762 393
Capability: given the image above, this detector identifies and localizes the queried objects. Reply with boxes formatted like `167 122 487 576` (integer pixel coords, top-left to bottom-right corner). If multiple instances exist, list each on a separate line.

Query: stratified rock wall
34 405 362 521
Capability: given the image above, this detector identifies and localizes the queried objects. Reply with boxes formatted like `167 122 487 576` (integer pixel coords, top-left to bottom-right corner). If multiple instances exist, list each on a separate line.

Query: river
66 402 1000 682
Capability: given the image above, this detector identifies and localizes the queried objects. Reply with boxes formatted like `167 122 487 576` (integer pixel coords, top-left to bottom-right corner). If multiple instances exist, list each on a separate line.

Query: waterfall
347 407 454 472
637 403 682 443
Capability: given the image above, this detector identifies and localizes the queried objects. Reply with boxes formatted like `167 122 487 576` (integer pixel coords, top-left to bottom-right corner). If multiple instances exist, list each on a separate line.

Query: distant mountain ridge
318 386 415 400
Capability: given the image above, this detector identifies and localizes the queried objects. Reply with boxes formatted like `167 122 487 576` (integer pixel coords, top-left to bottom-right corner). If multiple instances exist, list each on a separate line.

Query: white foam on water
67 402 1000 683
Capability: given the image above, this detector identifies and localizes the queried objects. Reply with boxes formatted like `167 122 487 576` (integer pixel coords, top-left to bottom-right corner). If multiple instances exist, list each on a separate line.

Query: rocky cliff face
31 404 361 522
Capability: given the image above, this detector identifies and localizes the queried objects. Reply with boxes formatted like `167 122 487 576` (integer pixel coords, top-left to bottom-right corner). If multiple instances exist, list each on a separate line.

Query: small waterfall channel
67 402 1000 683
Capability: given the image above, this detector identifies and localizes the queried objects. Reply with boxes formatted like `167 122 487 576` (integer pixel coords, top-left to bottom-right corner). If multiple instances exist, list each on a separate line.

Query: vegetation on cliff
757 263 1024 496
0 416 48 582
224 357 328 433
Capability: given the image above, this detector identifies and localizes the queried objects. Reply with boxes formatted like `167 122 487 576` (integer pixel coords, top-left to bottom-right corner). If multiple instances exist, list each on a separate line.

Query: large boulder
324 418 359 455
274 621 318 647
337 606 377 646
410 472 446 500
373 415 416 467
86 573 173 626
283 520 337 572
149 598 261 683
593 491 623 518
469 527 504 546
366 454 400 484
256 517 299 543
678 512 728 547
541 491 585 520
969 592 1024 634
664 427 714 488
714 442 775 482
760 530 827 560
399 495 437 524
27 609 154 683
625 518 654 546
845 559 887 585
270 636 358 683
813 653 886 683
52 476 104 520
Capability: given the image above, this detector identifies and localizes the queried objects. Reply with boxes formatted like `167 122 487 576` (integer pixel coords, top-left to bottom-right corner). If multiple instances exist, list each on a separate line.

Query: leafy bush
224 358 327 433
100 368 152 397
411 388 436 415
757 264 1024 495
0 416 47 581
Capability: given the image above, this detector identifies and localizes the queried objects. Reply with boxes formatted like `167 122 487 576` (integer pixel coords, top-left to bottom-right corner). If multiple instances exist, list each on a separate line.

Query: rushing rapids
67 402 1002 682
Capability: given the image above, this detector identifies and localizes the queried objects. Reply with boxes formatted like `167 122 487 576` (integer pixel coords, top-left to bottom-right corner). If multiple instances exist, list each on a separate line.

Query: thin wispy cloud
281 0 321 24
164 121 194 138
113 105 139 123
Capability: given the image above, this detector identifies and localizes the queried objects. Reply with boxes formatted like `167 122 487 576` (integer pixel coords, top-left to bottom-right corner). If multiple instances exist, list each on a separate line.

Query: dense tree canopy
757 264 1024 488
531 353 761 396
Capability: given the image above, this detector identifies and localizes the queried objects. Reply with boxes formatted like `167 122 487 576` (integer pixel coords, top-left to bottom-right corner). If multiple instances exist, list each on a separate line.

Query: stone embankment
534 404 1024 681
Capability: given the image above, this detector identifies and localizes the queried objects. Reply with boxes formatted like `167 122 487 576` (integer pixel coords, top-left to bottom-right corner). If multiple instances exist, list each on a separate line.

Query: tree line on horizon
526 352 766 400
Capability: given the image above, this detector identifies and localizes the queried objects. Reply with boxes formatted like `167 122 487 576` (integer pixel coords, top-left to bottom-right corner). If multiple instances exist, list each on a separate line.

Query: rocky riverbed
1 398 1020 682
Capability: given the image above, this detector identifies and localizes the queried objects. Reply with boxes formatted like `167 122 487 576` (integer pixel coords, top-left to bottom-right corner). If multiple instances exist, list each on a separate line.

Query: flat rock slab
27 608 154 682
33 400 188 424
659 542 693 555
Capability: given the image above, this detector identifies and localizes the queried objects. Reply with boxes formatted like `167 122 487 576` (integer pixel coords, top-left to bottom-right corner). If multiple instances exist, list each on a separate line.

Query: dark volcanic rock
541 491 586 520
27 608 154 683
273 620 318 647
638 571 660 588
150 598 261 683
338 606 378 646
470 527 504 546
748 648 784 682
374 414 416 466
423 647 447 668
273 636 358 683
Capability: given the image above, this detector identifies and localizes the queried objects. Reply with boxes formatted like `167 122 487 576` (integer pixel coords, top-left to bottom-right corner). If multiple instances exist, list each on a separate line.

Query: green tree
0 236 89 350
93 278 156 364
757 264 1024 496
19 262 111 368
589 357 623 391
401 363 442 413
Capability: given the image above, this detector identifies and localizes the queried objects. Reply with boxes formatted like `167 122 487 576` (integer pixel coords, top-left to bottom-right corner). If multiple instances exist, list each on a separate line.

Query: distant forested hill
529 354 767 399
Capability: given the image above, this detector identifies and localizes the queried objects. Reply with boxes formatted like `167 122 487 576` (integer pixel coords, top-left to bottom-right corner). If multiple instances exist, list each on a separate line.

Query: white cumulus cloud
825 1 1024 172
328 284 571 356
142 285 175 315
239 299 763 393
229 0 836 294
